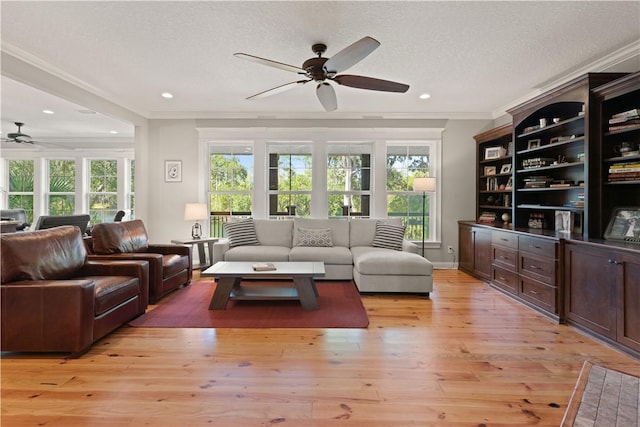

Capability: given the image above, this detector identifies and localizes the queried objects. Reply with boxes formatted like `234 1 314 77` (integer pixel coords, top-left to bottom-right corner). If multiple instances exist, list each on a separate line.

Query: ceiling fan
2 122 36 145
234 36 410 112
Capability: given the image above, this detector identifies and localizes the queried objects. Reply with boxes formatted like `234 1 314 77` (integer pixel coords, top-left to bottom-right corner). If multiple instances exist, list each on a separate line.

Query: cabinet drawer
519 253 556 285
519 235 557 258
492 245 518 270
492 230 518 249
520 276 556 314
491 266 518 295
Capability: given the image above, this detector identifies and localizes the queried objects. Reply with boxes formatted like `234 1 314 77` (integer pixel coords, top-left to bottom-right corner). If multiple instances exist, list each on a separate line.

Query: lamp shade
184 203 208 221
413 177 436 192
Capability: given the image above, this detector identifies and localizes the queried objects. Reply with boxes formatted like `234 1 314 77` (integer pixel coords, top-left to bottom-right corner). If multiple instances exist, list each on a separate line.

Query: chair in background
0 208 30 231
85 219 192 303
113 210 126 222
33 214 91 235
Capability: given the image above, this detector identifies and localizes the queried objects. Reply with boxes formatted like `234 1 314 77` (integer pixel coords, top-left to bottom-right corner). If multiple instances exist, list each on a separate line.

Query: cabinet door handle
501 238 509 242
529 245 542 249
529 290 539 295
608 259 621 265
529 265 540 270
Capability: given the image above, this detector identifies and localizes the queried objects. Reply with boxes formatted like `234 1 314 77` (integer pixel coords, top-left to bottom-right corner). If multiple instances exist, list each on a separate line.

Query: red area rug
129 280 369 328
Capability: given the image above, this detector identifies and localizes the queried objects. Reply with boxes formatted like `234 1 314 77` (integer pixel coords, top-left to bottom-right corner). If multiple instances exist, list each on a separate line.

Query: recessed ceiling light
419 93 431 100
109 130 119 134
161 92 174 99
42 109 55 114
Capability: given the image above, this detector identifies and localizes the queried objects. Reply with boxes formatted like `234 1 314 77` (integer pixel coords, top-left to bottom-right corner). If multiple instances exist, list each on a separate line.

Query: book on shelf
252 262 277 271
478 212 496 223
608 120 640 132
611 108 640 119
609 114 640 124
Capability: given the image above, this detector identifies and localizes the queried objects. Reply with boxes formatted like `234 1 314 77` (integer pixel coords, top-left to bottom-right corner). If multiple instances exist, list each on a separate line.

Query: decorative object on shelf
500 163 511 174
504 194 511 207
413 177 436 257
507 141 515 156
613 141 633 155
528 213 544 229
539 118 547 128
184 203 209 239
484 166 496 176
501 212 511 225
484 146 506 160
554 210 573 235
165 160 182 182
553 117 561 124
505 177 513 190
604 207 640 244
527 139 541 149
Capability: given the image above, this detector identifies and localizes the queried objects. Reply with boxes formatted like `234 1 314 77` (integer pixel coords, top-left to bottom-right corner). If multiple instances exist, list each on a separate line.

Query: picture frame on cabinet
604 207 640 243
505 177 513 190
500 163 512 174
485 146 506 160
527 139 541 150
484 166 497 176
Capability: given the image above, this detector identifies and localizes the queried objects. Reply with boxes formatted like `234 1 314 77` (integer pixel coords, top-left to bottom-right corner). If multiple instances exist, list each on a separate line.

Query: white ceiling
1 1 639 144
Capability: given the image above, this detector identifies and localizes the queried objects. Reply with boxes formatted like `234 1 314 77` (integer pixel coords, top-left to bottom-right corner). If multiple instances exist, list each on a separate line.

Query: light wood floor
2 270 639 427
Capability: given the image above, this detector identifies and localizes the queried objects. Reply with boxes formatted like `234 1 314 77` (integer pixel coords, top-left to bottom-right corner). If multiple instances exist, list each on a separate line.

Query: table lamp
184 203 208 239
413 177 436 257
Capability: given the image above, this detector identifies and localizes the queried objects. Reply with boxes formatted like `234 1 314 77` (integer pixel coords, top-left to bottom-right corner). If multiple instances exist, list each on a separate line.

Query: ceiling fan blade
316 82 337 112
234 53 305 74
246 80 310 100
333 74 410 93
323 36 380 74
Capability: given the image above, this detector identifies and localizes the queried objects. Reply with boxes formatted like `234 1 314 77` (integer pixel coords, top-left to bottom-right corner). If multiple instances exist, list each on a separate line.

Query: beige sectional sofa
212 218 433 294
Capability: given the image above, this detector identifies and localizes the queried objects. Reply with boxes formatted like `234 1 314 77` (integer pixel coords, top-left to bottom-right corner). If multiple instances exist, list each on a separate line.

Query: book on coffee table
252 262 277 271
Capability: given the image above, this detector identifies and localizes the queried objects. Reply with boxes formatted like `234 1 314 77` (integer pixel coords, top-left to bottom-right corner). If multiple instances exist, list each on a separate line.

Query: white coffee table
201 261 325 310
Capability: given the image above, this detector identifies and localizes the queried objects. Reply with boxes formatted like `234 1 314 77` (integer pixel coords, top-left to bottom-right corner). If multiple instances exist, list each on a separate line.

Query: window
48 159 75 215
7 160 34 223
209 144 254 236
327 143 371 218
88 159 118 224
268 144 312 217
386 143 437 243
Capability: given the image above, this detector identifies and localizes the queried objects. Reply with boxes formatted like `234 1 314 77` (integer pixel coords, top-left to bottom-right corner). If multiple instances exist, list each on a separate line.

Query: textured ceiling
1 1 639 142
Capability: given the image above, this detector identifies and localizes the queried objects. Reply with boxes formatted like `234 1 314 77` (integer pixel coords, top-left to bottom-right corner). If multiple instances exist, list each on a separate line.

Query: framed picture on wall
165 160 182 182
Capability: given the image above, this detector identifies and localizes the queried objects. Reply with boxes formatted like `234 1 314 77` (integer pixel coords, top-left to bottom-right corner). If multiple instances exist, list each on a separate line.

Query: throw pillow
372 221 406 251
223 218 260 248
296 227 333 247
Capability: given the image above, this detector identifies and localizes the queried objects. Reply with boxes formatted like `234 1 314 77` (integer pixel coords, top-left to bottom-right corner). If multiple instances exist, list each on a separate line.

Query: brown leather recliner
1 226 149 356
86 219 192 303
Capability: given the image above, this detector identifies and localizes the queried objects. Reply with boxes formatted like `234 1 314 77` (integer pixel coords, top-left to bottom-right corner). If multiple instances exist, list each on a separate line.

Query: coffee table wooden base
209 276 319 310
203 262 325 311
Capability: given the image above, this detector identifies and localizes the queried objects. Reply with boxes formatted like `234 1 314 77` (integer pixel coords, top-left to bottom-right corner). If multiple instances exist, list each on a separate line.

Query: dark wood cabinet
564 240 640 357
458 222 491 280
473 124 513 226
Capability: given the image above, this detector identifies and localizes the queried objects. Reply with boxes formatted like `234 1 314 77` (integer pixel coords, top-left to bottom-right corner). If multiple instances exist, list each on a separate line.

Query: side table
171 237 219 270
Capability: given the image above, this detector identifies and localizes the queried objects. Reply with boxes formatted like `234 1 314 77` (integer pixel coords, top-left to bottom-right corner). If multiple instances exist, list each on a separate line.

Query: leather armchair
1 226 149 356
86 219 192 303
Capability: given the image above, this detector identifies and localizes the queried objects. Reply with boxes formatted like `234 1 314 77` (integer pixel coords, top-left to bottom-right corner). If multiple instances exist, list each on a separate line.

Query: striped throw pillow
371 221 406 251
223 218 260 248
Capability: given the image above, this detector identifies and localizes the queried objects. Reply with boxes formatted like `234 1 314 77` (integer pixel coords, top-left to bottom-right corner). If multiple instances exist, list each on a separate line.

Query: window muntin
47 159 75 215
268 144 312 218
7 160 34 223
88 159 118 224
386 143 435 241
327 143 371 218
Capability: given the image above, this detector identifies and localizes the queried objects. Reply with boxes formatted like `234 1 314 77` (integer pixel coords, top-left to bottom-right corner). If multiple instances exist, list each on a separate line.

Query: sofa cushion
293 219 349 247
352 247 433 276
372 221 406 251
295 227 333 247
224 246 290 262
1 226 87 283
162 254 190 279
289 246 352 264
89 275 140 316
223 218 260 248
254 219 293 247
91 219 149 254
349 218 402 247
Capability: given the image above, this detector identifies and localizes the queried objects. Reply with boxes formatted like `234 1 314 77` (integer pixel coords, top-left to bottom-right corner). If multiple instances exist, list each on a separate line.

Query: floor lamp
413 177 436 258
